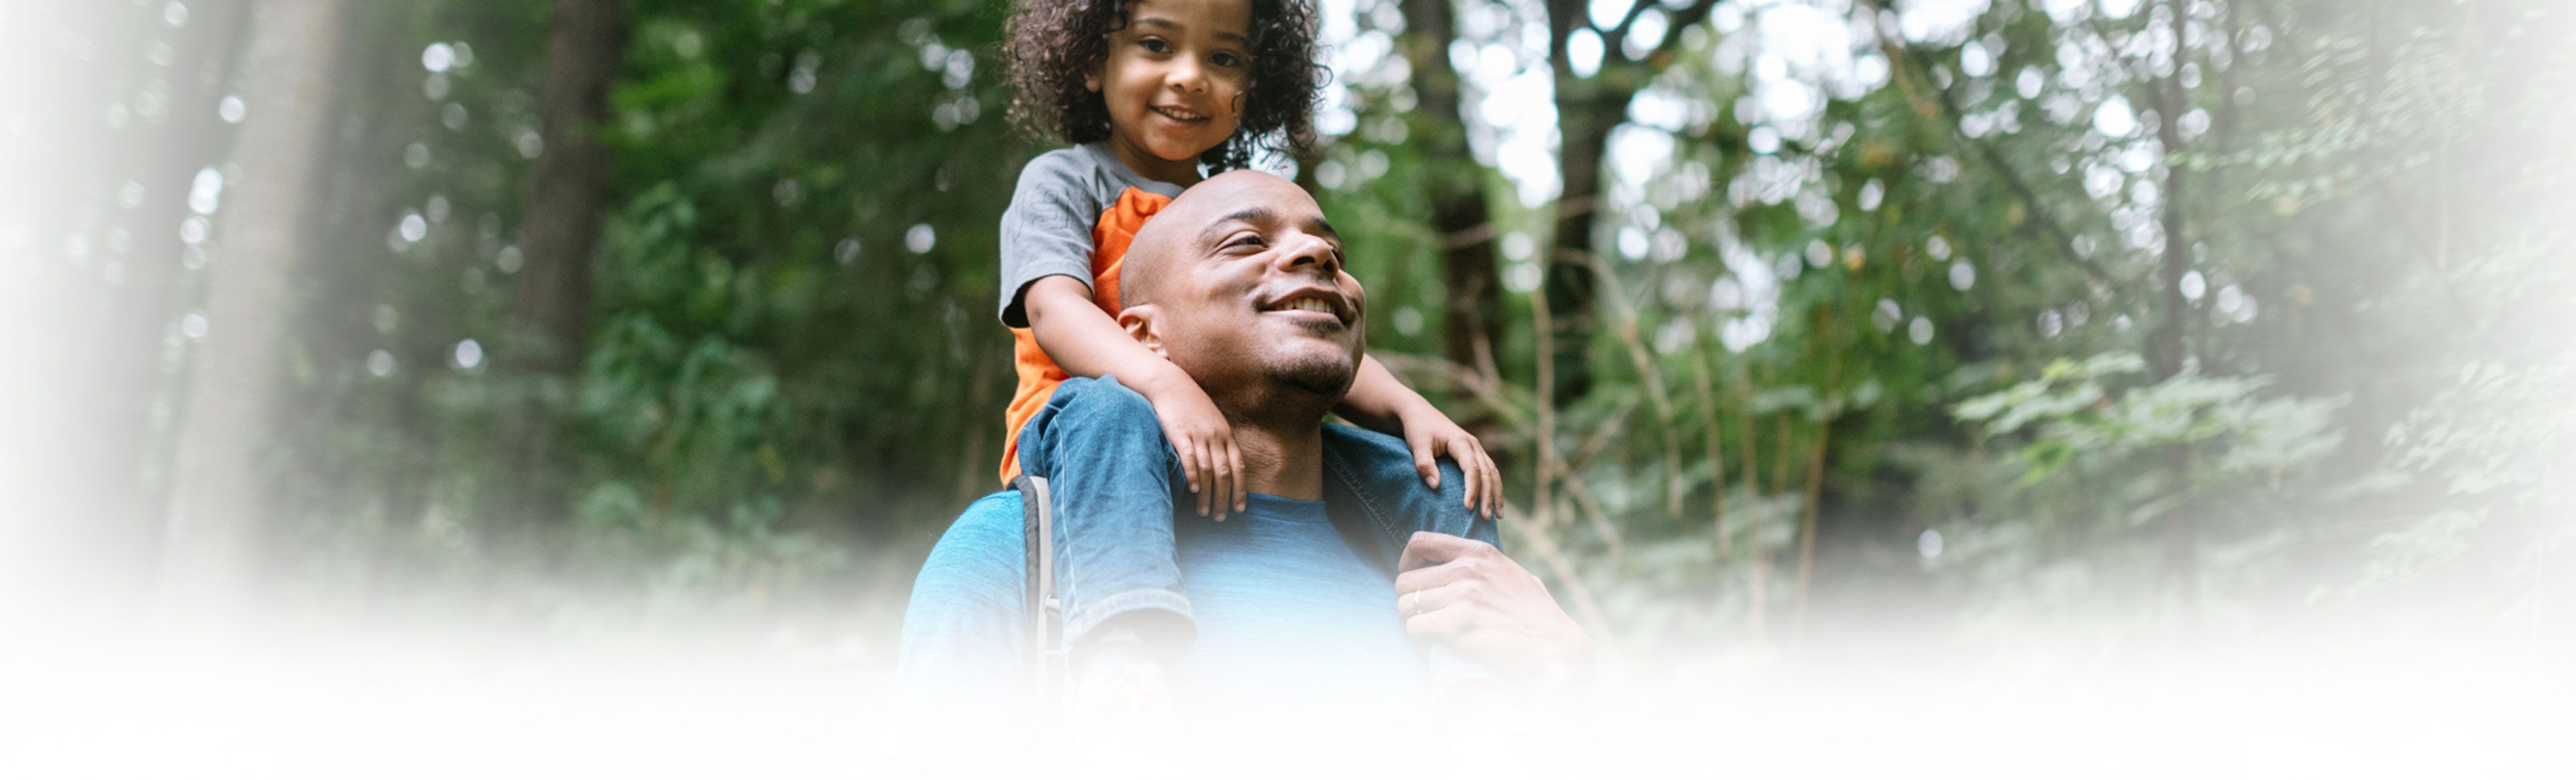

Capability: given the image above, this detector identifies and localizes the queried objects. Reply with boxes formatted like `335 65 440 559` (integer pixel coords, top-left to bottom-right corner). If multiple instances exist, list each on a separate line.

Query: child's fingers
1210 439 1232 522
1472 442 1501 519
1461 454 1481 520
1192 440 1214 517
1408 434 1440 490
1227 438 1246 513
1175 432 1201 497
1460 436 1489 517
1206 440 1226 519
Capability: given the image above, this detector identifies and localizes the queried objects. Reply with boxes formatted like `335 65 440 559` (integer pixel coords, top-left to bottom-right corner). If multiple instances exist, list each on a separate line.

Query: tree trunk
492 0 627 542
1544 81 1621 403
2147 0 2200 615
160 0 360 615
33 0 252 607
1402 0 1505 392
1540 0 1719 405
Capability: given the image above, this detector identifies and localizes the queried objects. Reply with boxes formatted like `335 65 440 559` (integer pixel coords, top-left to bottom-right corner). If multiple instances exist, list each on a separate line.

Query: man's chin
1271 356 1359 398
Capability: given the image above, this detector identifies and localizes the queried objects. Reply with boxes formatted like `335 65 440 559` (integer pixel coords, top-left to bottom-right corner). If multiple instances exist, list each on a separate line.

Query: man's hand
1397 403 1501 520
1136 368 1244 520
1395 532 1593 688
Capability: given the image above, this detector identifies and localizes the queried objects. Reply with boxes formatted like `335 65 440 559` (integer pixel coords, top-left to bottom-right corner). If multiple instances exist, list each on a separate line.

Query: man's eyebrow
1307 216 1341 242
1198 207 1344 248
1201 207 1277 244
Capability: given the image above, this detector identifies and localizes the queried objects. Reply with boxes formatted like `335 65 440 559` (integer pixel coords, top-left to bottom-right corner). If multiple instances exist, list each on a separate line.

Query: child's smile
1150 105 1212 124
1084 0 1252 185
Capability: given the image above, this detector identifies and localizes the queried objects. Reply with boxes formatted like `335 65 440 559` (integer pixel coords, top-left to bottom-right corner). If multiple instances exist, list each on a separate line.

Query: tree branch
1854 0 2119 290
1593 0 1723 68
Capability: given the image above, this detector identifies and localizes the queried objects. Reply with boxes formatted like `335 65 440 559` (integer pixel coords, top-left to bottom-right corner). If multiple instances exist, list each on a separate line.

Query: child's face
1085 0 1252 182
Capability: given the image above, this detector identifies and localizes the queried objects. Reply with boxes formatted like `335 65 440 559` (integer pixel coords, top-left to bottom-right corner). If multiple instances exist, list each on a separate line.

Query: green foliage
160 0 2565 646
1955 352 2345 490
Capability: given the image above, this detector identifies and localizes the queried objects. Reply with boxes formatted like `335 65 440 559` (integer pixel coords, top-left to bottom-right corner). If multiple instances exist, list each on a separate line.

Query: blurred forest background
8 0 2570 669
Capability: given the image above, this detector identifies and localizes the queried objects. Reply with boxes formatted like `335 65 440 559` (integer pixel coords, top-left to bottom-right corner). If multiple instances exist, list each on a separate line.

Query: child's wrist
1127 362 1196 402
1391 396 1443 423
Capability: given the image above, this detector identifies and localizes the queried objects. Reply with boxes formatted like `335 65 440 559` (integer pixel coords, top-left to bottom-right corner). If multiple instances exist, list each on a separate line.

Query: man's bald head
1121 171 1336 309
1112 170 1366 407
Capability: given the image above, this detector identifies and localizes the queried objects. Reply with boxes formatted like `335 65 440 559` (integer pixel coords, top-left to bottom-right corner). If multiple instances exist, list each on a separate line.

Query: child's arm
1023 275 1245 520
1336 355 1500 519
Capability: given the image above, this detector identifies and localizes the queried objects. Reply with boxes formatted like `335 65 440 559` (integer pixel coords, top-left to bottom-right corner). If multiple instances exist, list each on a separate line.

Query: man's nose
1271 232 1340 276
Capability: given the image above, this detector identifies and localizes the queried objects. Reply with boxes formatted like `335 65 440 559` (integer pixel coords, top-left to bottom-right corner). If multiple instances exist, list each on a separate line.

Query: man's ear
1116 305 1167 358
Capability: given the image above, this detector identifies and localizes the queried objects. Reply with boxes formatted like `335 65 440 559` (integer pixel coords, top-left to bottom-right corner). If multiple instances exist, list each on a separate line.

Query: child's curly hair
1002 0 1322 173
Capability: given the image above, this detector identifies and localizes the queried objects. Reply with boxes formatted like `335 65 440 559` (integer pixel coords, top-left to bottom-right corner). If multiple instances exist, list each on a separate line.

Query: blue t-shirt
897 491 1426 702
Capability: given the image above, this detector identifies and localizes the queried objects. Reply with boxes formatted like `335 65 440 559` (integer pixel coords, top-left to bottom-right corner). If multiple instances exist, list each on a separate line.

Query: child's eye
1211 52 1242 68
1139 38 1171 54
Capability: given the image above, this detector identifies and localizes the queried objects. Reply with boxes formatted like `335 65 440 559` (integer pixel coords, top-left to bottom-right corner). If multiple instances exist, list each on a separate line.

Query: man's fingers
1395 558 1483 595
1403 603 1470 640
1398 530 1498 573
1400 581 1478 617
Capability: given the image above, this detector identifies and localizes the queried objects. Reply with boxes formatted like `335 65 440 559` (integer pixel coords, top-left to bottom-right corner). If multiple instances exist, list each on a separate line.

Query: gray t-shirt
995 142 1185 328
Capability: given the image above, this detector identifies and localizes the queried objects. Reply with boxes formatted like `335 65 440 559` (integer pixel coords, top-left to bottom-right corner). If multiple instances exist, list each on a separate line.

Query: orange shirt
998 186 1172 485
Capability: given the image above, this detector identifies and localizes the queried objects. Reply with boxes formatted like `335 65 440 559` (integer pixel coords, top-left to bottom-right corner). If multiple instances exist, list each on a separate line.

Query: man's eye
1228 234 1265 249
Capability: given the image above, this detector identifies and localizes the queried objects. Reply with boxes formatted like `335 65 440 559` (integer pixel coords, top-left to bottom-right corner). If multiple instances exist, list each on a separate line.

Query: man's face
1130 171 1365 400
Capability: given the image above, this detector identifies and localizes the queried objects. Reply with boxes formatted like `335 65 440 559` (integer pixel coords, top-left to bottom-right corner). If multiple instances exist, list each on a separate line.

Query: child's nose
1165 57 1207 93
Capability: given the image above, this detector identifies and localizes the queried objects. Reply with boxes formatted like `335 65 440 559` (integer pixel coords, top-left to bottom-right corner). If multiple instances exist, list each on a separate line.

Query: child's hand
1138 373 1244 521
1397 403 1501 520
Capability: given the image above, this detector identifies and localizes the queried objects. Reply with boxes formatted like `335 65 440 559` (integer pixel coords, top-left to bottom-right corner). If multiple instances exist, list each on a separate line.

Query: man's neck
1226 420 1326 502
1210 383 1341 502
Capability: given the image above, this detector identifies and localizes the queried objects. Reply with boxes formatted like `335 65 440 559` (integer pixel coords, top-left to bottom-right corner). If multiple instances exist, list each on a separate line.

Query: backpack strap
1011 475 1064 702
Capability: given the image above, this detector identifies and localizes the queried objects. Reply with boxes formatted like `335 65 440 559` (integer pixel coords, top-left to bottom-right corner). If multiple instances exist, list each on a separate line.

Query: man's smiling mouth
1257 288 1354 328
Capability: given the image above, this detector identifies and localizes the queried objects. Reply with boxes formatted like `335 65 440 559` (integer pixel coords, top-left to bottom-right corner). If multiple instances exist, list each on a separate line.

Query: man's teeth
1281 299 1334 315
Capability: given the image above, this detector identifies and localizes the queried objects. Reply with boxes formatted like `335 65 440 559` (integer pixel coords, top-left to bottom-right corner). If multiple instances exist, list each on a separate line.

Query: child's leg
1016 376 1197 661
1318 424 1501 571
